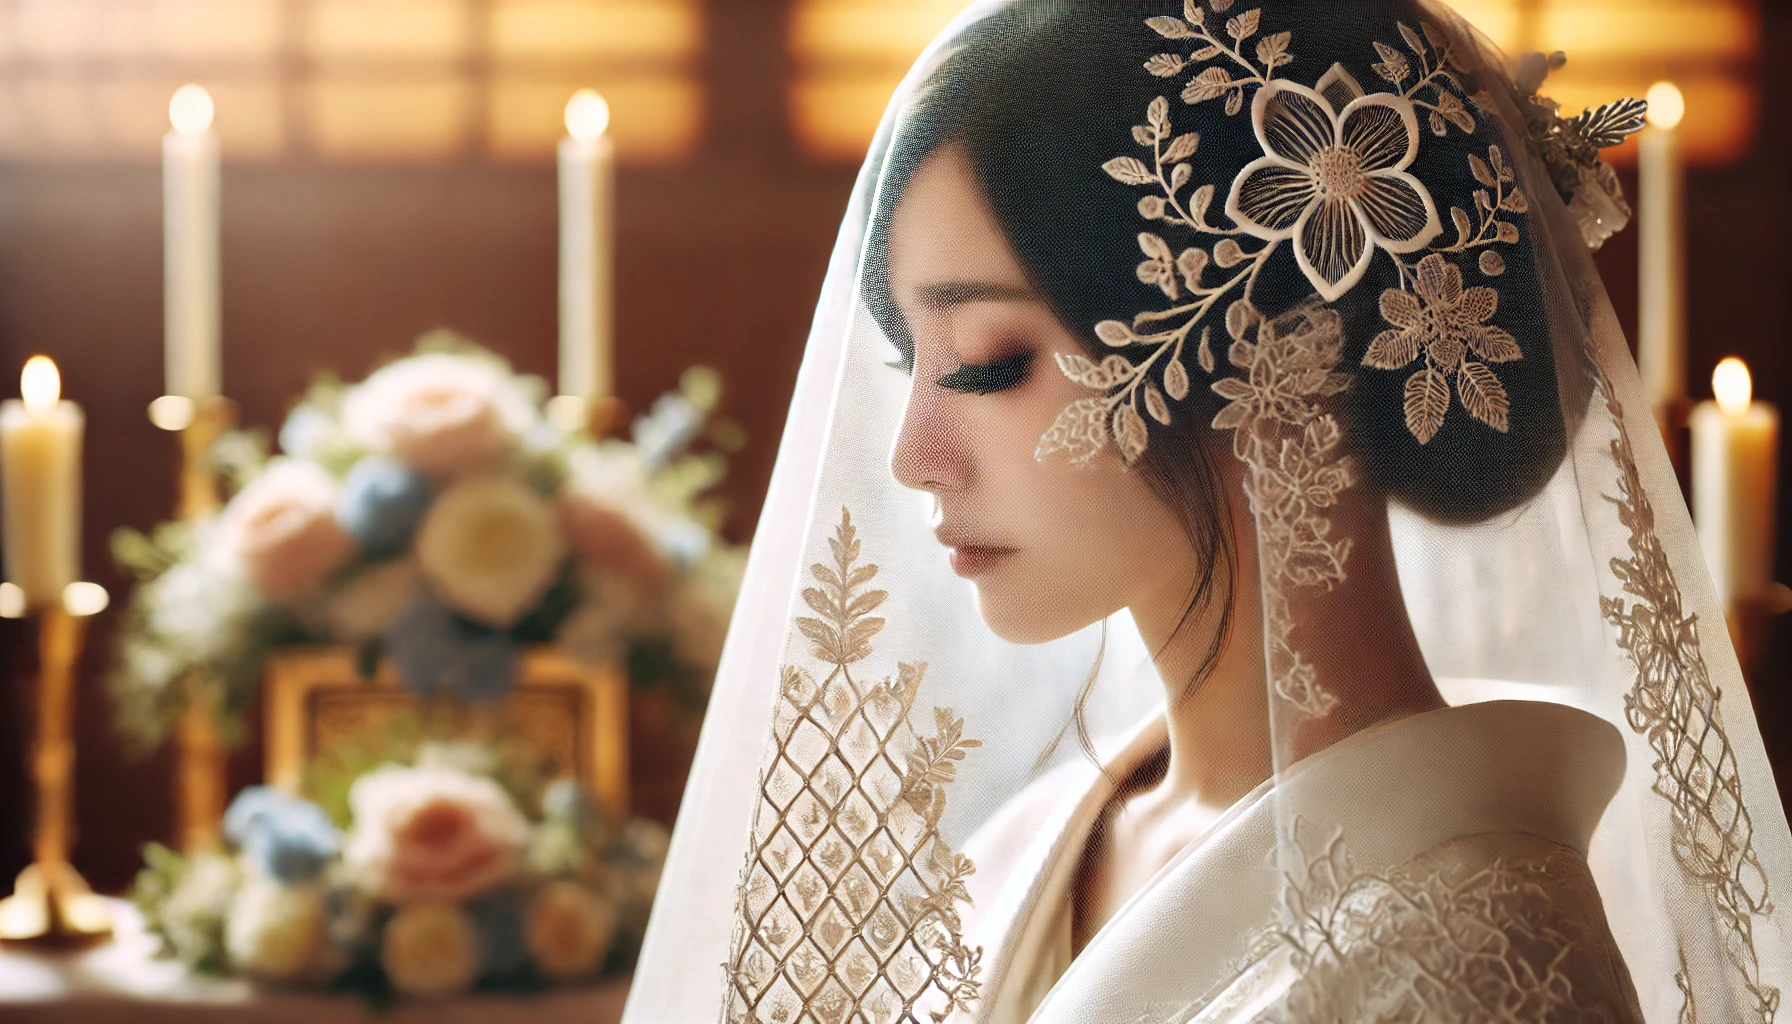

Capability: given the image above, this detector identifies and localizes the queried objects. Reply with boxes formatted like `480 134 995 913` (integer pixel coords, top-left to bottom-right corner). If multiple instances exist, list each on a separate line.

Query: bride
626 2 1792 1022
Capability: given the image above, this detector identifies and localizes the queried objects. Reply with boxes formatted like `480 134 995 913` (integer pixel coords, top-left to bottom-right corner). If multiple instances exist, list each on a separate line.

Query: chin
972 583 1102 646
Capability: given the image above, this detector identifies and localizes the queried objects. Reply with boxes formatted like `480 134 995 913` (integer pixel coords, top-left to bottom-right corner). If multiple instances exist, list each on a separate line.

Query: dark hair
862 0 1569 688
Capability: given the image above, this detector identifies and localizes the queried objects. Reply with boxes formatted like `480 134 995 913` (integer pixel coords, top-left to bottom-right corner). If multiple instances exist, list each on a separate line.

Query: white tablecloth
0 900 630 1024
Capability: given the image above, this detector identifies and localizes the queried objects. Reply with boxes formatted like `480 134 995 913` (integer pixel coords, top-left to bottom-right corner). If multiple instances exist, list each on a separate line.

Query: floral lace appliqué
723 509 982 1024
1046 5 1531 467
1257 825 1643 1023
1212 303 1355 717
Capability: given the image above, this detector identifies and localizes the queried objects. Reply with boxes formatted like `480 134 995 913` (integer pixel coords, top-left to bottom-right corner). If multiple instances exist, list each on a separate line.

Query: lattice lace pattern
1594 372 1780 1023
722 510 982 1024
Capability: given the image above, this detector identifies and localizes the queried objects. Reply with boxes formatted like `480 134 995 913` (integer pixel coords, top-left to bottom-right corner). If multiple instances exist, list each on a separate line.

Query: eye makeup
934 350 1035 394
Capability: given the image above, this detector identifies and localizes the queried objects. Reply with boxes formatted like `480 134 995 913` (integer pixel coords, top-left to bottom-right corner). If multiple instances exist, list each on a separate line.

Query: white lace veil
625 3 1792 1021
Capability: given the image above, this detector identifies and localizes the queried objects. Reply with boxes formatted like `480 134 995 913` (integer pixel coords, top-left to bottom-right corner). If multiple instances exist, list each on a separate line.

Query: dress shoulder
1234 830 1645 1023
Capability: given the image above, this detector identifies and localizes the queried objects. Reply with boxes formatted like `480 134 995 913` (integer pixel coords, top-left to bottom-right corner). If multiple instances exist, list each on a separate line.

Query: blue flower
467 889 530 983
223 787 341 884
385 595 518 704
336 457 433 556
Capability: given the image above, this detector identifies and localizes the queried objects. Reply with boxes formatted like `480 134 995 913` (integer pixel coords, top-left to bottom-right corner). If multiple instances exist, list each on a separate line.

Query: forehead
885 144 1033 300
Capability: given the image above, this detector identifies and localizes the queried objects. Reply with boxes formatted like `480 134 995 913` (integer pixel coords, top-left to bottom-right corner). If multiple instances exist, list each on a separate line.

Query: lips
936 532 1017 577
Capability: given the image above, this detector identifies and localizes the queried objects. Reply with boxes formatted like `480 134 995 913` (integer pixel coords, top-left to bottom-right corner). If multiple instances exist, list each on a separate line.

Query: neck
1131 485 1443 810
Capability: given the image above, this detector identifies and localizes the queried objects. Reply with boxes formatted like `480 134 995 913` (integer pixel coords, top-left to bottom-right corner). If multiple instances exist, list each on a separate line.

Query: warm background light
0 583 24 620
1714 357 1754 416
20 356 61 416
1646 81 1687 131
168 83 215 135
0 0 703 164
788 0 1759 163
564 89 611 143
146 395 197 432
62 581 110 618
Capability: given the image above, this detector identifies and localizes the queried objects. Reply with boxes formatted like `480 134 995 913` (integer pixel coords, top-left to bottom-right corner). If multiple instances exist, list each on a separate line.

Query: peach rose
222 461 354 603
341 354 537 476
559 447 672 592
343 764 530 904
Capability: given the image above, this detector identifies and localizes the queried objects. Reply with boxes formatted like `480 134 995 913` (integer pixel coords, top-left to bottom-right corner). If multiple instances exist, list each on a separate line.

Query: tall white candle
1637 81 1686 422
1 357 84 610
558 89 615 405
164 84 221 401
1692 358 1779 612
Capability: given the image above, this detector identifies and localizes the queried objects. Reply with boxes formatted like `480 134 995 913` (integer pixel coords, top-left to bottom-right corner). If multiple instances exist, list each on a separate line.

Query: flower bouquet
110 332 744 748
131 742 667 999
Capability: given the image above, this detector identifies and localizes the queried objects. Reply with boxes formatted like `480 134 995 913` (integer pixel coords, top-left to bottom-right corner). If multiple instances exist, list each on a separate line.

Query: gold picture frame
264 646 629 815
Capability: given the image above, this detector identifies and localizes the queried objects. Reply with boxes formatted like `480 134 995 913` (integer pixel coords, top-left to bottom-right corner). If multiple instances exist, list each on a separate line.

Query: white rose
224 875 326 981
343 764 530 904
416 475 566 627
381 902 478 998
341 354 538 476
323 559 420 639
526 880 615 981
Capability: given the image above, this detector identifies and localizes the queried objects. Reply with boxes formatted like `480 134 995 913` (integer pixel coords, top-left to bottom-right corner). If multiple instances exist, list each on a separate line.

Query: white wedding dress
964 700 1642 1022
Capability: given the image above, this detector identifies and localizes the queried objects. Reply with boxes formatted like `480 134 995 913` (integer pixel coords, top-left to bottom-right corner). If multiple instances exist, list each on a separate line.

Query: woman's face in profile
887 144 1198 644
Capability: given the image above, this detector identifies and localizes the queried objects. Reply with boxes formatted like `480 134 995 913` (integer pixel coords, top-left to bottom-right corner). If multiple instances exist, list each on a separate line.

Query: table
0 900 630 1023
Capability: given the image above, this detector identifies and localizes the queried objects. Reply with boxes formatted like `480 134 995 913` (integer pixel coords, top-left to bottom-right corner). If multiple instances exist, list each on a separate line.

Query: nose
890 377 970 494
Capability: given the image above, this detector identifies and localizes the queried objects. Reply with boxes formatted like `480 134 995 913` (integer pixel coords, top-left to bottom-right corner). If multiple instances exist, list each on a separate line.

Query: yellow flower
526 881 616 981
381 902 478 998
224 875 326 981
416 476 566 627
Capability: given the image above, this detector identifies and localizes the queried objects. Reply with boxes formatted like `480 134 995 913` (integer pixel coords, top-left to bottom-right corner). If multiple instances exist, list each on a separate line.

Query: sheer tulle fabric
624 3 1792 1022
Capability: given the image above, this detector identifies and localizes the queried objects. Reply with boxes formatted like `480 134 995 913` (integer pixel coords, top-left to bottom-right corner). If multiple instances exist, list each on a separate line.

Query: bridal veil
626 2 1792 1021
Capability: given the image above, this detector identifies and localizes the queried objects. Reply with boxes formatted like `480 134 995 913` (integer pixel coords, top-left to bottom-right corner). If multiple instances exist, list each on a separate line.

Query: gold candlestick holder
0 584 113 947
149 393 236 851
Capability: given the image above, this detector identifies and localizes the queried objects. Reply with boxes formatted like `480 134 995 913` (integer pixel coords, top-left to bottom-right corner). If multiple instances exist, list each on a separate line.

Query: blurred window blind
789 0 1758 164
0 0 704 163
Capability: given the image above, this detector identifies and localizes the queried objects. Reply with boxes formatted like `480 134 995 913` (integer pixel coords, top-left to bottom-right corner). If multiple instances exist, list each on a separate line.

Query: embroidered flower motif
1365 253 1520 442
1226 65 1442 301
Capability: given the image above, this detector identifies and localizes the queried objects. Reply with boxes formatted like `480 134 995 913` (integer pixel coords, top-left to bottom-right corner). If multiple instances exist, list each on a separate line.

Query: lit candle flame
1713 357 1752 416
564 89 611 143
169 84 215 136
20 356 60 416
1646 81 1685 131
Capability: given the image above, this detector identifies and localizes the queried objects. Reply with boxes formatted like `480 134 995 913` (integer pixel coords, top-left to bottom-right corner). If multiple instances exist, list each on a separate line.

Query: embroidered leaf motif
1469 153 1496 188
1056 353 1110 390
1177 247 1208 291
1163 131 1201 163
1364 328 1421 371
1196 327 1216 374
1209 0 1233 11
1147 95 1171 133
1184 0 1204 23
1404 367 1451 444
1113 404 1150 464
1479 250 1506 276
1095 320 1136 347
1450 207 1473 248
1146 15 1195 39
1256 31 1292 69
1215 238 1246 268
1102 156 1155 185
1502 188 1529 213
1573 97 1649 148
1145 53 1187 78
1398 20 1426 56
1226 9 1260 42
1183 66 1234 104
1138 195 1167 220
1227 298 1261 341
1457 361 1510 432
1145 382 1172 425
1036 397 1111 465
1166 353 1193 400
1372 41 1410 84
1470 325 1522 363
1226 90 1245 116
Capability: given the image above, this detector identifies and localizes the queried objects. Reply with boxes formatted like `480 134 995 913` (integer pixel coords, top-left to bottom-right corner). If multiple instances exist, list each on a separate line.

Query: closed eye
934 351 1035 395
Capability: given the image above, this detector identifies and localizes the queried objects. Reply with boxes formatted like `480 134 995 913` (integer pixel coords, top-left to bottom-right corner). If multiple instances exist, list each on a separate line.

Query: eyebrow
911 280 1041 309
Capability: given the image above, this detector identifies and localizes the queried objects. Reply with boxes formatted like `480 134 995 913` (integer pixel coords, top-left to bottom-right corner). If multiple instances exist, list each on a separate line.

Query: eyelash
934 351 1035 395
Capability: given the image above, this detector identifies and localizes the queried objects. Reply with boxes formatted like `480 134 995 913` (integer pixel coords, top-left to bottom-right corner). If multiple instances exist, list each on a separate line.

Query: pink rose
341 354 537 476
558 489 671 594
343 764 529 904
223 461 354 602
